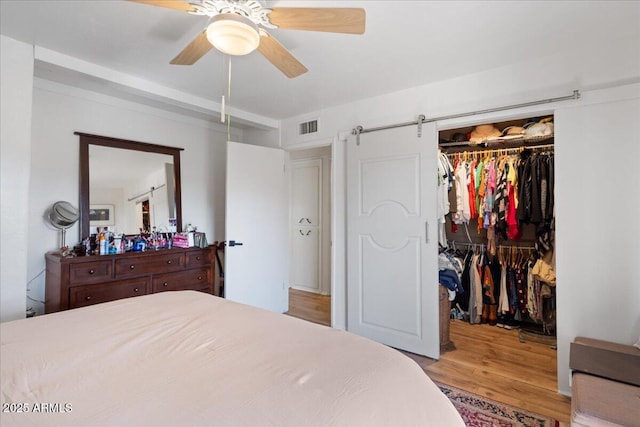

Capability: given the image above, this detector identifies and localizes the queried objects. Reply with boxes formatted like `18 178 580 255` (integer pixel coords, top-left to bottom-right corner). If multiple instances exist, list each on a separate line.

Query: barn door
346 124 440 358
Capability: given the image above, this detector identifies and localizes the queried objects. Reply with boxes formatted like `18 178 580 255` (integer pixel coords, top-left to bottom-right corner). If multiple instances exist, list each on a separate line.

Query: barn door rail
351 90 580 145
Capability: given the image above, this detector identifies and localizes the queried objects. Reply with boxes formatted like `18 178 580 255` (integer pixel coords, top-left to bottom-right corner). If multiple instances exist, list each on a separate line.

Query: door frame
434 104 562 377
289 155 330 296
285 136 345 329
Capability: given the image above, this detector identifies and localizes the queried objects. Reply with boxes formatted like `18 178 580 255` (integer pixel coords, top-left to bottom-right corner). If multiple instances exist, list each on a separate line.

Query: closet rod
440 135 552 148
351 90 580 137
447 240 536 250
444 143 554 158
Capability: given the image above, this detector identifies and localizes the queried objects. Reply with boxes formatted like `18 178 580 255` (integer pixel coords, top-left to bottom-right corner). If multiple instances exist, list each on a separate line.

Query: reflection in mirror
89 146 176 235
77 133 183 240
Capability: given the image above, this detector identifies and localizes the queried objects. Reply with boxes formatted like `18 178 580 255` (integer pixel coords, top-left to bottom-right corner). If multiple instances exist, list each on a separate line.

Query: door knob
228 240 243 247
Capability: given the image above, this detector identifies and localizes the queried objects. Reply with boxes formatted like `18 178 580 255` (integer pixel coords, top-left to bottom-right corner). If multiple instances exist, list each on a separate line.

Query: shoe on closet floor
481 305 490 324
488 304 498 326
504 319 521 330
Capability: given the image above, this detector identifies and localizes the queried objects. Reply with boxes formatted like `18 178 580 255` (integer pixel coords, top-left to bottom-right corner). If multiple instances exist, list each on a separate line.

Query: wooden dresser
45 246 215 313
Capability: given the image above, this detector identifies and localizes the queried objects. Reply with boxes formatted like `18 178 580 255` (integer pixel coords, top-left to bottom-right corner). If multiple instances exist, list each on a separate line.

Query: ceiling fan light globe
206 13 260 56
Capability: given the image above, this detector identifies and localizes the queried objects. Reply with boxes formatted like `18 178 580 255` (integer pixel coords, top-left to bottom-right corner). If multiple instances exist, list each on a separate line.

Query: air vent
299 119 318 135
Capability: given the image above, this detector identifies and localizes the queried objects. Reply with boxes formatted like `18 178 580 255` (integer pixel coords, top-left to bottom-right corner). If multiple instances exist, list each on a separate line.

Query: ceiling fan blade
127 0 195 13
257 32 308 78
268 8 365 34
170 30 213 65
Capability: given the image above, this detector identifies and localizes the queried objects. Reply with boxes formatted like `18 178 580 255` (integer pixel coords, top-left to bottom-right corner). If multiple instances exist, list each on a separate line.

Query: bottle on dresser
99 231 107 255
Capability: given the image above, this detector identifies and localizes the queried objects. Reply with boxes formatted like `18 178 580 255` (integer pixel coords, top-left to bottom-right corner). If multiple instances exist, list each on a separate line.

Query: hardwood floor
411 321 571 424
287 288 571 423
286 288 331 326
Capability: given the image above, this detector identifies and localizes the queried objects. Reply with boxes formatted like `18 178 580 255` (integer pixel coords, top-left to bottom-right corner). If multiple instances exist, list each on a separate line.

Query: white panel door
347 124 439 358
225 141 289 313
290 226 320 292
292 159 321 226
290 159 322 293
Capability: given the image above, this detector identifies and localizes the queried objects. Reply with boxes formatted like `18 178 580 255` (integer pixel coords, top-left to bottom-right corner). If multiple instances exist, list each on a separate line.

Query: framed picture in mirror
89 204 114 227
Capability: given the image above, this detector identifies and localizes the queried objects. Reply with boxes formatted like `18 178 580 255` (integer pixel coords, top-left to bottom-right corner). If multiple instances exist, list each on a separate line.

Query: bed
1 291 464 426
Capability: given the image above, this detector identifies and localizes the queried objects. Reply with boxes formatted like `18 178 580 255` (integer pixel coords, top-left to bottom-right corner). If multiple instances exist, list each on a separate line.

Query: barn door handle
425 221 429 244
228 240 243 247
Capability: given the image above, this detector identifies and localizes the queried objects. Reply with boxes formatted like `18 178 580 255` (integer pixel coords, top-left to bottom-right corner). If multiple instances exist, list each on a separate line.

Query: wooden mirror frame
76 132 183 239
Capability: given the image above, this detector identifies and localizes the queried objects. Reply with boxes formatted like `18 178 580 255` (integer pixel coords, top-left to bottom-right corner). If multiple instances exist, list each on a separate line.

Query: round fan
129 0 366 78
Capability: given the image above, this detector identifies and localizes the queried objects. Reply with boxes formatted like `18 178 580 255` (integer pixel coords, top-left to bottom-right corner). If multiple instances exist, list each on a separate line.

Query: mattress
1 291 463 426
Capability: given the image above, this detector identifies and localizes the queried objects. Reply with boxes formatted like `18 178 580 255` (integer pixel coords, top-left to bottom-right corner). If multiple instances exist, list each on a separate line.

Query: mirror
89 146 175 234
77 133 183 239
45 200 79 248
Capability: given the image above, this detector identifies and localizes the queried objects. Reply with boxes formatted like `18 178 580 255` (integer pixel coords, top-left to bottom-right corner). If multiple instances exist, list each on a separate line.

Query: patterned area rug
437 383 560 427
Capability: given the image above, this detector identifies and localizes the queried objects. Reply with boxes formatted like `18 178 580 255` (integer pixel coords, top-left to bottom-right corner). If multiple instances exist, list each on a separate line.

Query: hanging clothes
440 133 556 333
515 151 555 228
454 250 473 314
437 151 453 247
498 254 509 315
453 161 471 224
468 161 478 220
469 253 483 324
493 158 509 239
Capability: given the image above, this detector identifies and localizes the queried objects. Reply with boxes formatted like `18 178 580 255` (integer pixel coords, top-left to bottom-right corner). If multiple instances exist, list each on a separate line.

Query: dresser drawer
185 249 211 268
69 278 148 309
69 260 112 285
115 253 183 278
152 268 211 293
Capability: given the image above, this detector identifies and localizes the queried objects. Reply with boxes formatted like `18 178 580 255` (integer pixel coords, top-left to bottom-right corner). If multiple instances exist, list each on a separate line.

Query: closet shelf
439 134 553 153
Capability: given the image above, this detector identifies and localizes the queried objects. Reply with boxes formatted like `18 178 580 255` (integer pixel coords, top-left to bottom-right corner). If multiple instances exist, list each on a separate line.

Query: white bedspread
1 291 463 426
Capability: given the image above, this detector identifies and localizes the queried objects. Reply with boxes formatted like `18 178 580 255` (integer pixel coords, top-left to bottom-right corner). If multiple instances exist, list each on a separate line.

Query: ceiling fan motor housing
192 0 276 29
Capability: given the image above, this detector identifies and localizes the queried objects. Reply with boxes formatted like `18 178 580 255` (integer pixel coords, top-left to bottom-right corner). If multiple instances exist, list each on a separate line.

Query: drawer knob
134 288 139 292
163 282 169 287
85 296 92 301
167 260 172 264
197 276 203 280
130 265 135 270
196 256 201 260
89 269 95 275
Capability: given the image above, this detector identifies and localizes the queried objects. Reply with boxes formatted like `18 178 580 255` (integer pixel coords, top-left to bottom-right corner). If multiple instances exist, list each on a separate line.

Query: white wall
242 126 280 148
280 34 640 147
555 93 640 395
25 80 240 314
1 36 34 322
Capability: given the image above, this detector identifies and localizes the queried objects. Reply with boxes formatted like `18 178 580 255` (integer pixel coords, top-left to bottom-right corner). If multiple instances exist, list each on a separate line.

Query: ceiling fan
129 0 366 78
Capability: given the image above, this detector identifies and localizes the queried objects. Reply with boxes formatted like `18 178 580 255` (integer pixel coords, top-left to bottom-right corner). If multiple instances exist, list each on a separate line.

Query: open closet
437 115 557 348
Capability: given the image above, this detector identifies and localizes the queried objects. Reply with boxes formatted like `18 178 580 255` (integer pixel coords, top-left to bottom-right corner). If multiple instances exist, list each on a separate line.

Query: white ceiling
2 1 639 127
